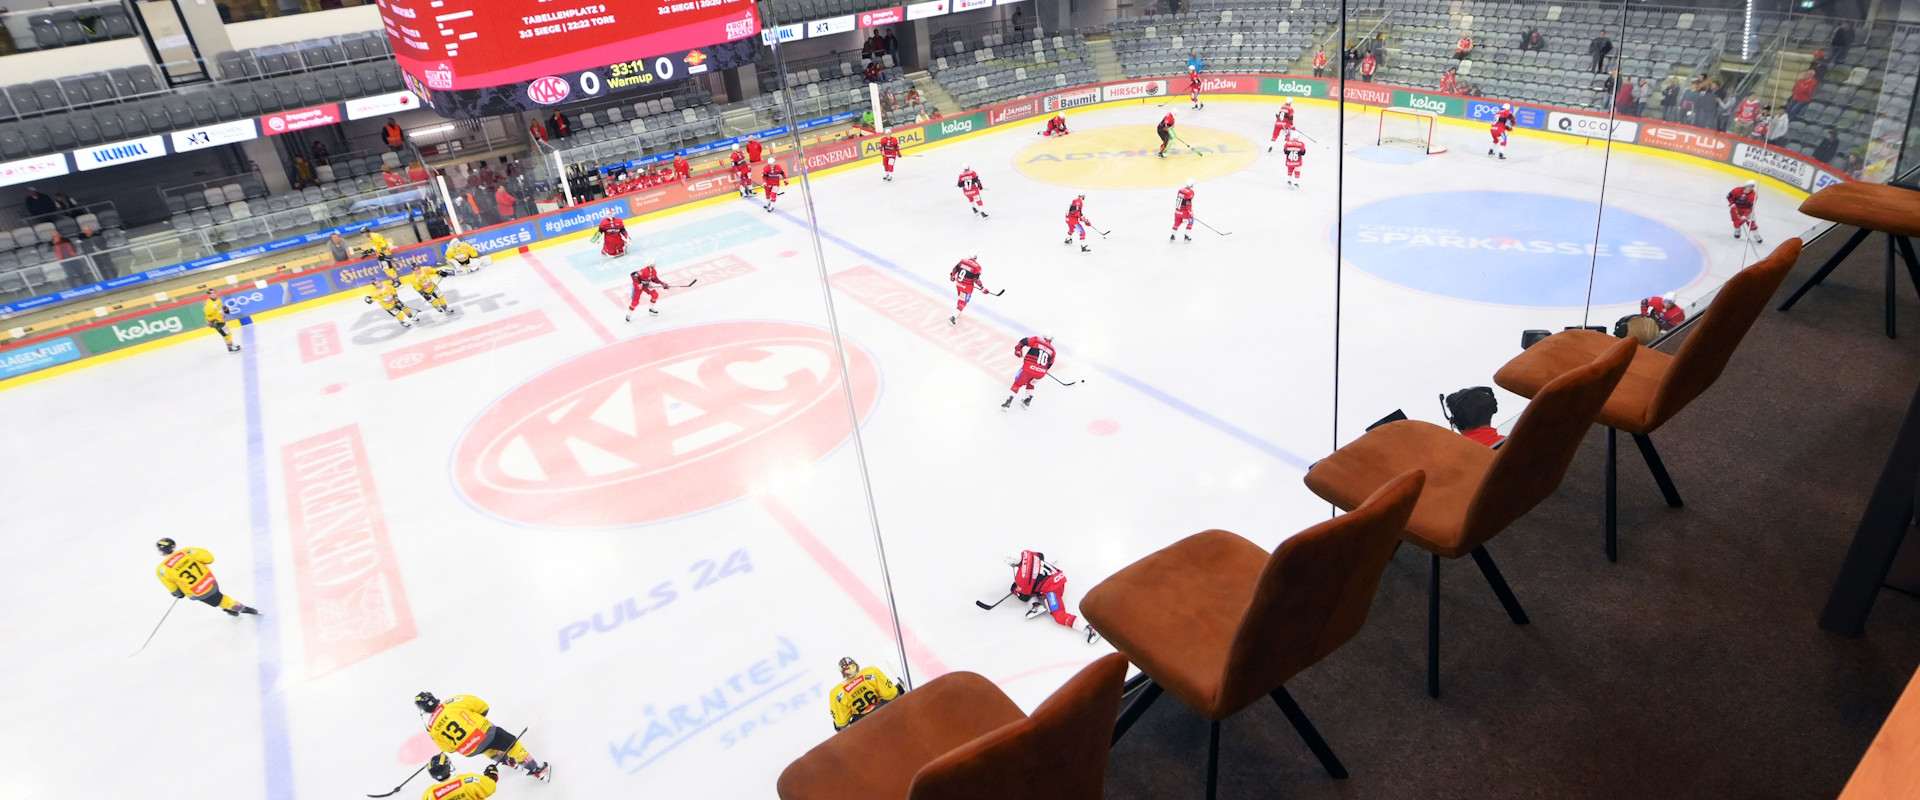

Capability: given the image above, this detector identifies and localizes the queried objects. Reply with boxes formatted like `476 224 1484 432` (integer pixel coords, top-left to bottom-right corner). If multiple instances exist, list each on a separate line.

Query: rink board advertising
0 72 1843 382
383 0 762 117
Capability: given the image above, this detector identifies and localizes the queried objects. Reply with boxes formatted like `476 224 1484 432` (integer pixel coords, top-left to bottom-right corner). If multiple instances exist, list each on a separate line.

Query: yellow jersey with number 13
427 695 494 756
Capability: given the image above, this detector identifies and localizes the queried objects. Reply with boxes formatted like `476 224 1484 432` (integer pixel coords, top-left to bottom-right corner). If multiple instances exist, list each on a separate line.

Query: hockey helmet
1056 111 1065 119
839 657 859 679
1185 178 1195 188
428 754 453 782
1663 292 1676 304
1284 97 1293 105
449 237 463 249
1041 331 1054 342
413 691 439 714
1745 179 1758 189
961 163 970 172
1004 553 1023 567
155 537 176 555
1501 103 1512 111
731 143 739 151
1077 190 1086 198
883 127 892 134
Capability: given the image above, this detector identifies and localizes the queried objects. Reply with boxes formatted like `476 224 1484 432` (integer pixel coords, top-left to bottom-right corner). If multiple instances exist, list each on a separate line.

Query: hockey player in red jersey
1282 135 1307 188
1269 99 1295 152
1003 333 1056 410
760 161 786 213
1488 104 1515 160
1727 180 1762 242
596 215 628 257
1004 550 1099 642
1043 112 1069 137
1171 179 1197 242
625 259 666 321
1156 112 1176 158
879 128 902 181
730 144 754 198
949 254 988 326
1641 292 1685 330
1064 193 1093 252
1187 74 1204 110
956 164 988 217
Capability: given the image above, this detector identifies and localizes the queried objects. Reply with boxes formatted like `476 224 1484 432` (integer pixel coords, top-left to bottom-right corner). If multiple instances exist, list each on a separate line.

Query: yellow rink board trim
0 87 1823 391
1015 125 1261 189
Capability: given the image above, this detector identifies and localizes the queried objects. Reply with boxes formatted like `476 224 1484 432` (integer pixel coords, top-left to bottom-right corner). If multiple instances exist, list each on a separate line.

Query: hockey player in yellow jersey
443 238 489 273
410 264 452 315
421 754 497 800
203 289 240 353
366 279 415 327
829 656 903 731
367 231 394 257
155 538 258 616
415 691 552 781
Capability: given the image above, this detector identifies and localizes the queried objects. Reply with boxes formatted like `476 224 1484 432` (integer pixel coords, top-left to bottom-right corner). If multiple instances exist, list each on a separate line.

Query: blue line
241 325 296 799
770 211 1315 471
625 671 807 774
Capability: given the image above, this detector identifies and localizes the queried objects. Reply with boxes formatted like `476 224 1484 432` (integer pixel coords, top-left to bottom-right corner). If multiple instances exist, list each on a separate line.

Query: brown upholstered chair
1082 471 1425 797
1777 182 1920 339
775 653 1127 800
1839 664 1920 799
1493 238 1802 562
1306 337 1635 697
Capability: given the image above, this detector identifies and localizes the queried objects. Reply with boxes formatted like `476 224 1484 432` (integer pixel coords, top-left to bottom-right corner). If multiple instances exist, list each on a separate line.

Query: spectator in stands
1632 77 1652 116
291 155 317 188
864 30 885 59
549 111 570 140
1703 80 1728 131
1614 75 1633 113
1359 52 1376 82
1588 29 1612 73
1830 22 1854 67
51 231 85 288
22 187 55 219
494 184 517 222
1517 27 1532 50
1312 47 1328 77
407 160 430 184
1452 34 1473 60
1438 66 1457 93
1809 48 1831 81
885 29 898 58
1680 82 1703 125
673 153 691 181
54 193 79 218
1731 93 1761 137
474 161 499 187
381 165 405 188
1659 77 1680 120
1787 69 1817 120
864 60 884 84
309 140 330 166
1813 129 1841 164
1759 105 1789 144
1343 41 1359 77
77 223 115 280
1013 9 1026 35
382 118 405 152
529 118 549 149
1187 51 1203 74
1370 34 1386 67
329 232 350 263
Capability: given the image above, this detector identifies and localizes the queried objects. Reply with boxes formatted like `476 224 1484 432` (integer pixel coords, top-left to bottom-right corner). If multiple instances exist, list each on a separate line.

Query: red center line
519 245 617 345
515 241 949 680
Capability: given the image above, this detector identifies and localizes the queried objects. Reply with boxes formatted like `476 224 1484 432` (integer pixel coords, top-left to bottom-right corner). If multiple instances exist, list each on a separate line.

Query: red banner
263 104 344 135
1638 124 1732 162
1340 84 1392 106
281 425 416 678
857 6 905 26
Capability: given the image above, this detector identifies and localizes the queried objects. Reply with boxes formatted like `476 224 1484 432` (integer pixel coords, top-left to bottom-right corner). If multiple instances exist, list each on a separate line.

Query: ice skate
1169 233 1176 242
1184 233 1192 242
625 312 633 322
1064 237 1072 245
1021 395 1033 409
1084 623 1100 643
1001 396 1013 411
239 605 258 615
1753 232 1764 244
1080 244 1091 252
1268 144 1274 153
525 761 552 782
1733 229 1741 239
1498 153 1506 160
226 343 240 353
1025 599 1047 619
764 203 773 213
649 307 659 316
980 211 989 218
949 314 957 326
1488 147 1495 156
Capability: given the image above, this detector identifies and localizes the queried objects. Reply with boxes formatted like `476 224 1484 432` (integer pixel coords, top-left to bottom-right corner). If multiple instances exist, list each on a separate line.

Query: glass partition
2 0 1919 797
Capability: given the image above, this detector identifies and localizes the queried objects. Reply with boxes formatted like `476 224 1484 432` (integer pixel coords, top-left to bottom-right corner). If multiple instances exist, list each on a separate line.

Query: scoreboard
381 0 761 117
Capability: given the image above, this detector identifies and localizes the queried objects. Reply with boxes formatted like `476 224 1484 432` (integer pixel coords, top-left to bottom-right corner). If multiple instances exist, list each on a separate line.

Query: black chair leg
1606 427 1619 562
1778 226 1870 311
1205 720 1220 800
1271 685 1348 779
1898 236 1920 301
1471 545 1530 625
1112 679 1163 745
1888 234 1899 340
1631 432 1684 508
1427 552 1441 698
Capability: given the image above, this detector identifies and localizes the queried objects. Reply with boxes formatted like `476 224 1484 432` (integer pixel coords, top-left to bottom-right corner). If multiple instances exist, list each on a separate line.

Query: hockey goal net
1377 106 1448 154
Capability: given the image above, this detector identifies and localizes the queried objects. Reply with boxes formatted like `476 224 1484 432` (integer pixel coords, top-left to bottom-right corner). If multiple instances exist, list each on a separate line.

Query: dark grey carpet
1104 227 1920 799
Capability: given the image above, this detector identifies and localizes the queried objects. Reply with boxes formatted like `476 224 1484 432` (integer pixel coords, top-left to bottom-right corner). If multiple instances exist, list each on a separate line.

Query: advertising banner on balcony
1637 124 1731 162
905 0 949 19
262 104 345 136
1731 142 1814 190
857 6 904 26
807 14 857 36
0 153 70 187
1261 77 1327 98
1391 89 1464 117
171 120 260 153
1545 110 1637 142
345 90 426 121
74 135 168 171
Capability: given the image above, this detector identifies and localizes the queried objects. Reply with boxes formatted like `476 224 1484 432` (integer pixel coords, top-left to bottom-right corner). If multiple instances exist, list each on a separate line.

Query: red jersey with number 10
1015 336 1055 371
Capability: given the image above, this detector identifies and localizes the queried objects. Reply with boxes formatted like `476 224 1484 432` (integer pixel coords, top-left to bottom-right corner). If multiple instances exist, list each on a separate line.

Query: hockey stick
1194 217 1233 236
975 592 1013 610
670 279 700 288
131 597 180 656
1049 373 1082 386
1293 128 1319 144
987 288 1005 296
1172 132 1205 156
366 764 428 797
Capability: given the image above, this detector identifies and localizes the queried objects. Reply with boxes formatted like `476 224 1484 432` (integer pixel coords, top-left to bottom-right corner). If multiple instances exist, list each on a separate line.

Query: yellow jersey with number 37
420 773 496 800
427 695 495 755
829 668 900 730
157 548 218 596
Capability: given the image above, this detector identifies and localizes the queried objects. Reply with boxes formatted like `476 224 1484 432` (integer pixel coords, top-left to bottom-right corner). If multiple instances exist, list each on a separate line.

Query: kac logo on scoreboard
527 76 571 105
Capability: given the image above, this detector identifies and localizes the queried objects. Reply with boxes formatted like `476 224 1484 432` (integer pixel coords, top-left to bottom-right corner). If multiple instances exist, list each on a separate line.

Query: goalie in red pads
1003 550 1099 643
1488 104 1515 160
596 215 628 257
1728 180 1762 243
956 164 988 217
1003 333 1055 411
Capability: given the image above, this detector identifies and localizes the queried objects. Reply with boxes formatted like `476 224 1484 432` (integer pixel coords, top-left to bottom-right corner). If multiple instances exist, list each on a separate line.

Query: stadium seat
31 81 64 113
187 93 218 124
117 106 149 137
52 216 77 238
294 78 322 105
203 187 225 208
96 208 120 230
44 119 74 150
31 19 60 50
162 96 194 127
7 227 31 247
0 125 26 159
6 85 40 115
315 71 342 101
68 111 101 145
55 19 86 47
126 66 160 95
32 222 55 243
221 183 244 204
102 9 135 39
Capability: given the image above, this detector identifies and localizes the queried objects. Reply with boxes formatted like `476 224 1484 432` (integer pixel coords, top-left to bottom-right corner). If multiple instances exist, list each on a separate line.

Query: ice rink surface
0 98 1818 799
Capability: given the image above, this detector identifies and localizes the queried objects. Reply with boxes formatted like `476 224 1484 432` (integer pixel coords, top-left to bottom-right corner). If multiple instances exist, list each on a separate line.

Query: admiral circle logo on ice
453 322 880 527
